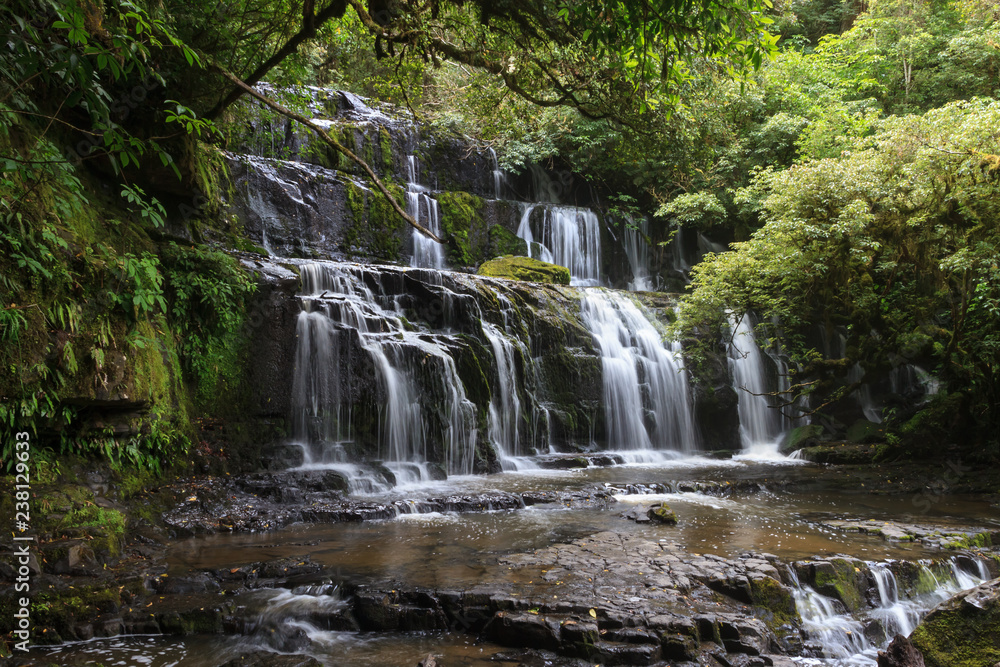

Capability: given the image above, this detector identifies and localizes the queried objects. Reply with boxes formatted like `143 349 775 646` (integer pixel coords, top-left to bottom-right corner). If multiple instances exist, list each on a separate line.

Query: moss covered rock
812 558 868 613
478 256 571 285
780 424 824 454
910 578 1000 667
648 502 678 524
437 190 484 266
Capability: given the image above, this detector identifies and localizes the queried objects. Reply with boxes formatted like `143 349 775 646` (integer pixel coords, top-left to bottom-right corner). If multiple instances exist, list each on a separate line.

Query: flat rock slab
352 531 798 664
816 518 999 549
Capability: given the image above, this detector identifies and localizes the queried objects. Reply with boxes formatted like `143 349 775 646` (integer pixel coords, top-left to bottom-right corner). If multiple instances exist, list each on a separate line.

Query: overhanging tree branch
214 67 444 243
207 0 351 120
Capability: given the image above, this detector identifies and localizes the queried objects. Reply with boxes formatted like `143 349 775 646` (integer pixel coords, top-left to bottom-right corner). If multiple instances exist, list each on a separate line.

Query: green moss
342 180 405 261
488 225 528 258
379 127 394 172
649 502 678 524
813 559 866 613
436 191 485 266
478 256 571 285
750 577 799 631
57 506 127 556
942 532 992 550
910 582 1000 667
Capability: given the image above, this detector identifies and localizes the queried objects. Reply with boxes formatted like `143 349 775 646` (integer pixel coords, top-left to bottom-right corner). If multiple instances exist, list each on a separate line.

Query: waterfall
728 315 784 453
580 291 697 453
869 563 921 639
793 583 870 659
290 263 478 481
407 156 446 270
789 557 989 665
622 217 653 292
483 321 533 470
488 147 506 199
517 205 602 286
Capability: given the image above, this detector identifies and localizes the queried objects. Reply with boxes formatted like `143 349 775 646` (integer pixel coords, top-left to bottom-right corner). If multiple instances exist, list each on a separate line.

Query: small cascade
517 205 602 286
764 319 810 431
849 361 882 423
529 163 565 204
488 147 506 199
668 226 692 283
407 155 446 270
793 583 870 660
580 290 697 453
483 321 523 467
622 216 654 292
889 364 940 401
290 263 478 481
240 588 350 654
790 557 990 665
728 315 784 453
869 563 921 638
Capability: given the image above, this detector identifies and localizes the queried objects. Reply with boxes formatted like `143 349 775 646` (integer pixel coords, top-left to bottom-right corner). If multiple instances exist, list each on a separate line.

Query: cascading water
290 263 478 482
728 315 785 454
868 562 921 639
483 321 523 467
517 204 602 286
407 155 446 270
622 216 654 292
580 290 698 453
790 557 990 665
488 147 506 199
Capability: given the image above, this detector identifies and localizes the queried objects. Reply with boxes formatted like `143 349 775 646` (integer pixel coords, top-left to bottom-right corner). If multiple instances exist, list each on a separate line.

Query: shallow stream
27 454 999 666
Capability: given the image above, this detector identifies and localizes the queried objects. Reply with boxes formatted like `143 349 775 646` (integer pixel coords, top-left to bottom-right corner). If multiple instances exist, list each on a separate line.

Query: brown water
170 457 995 587
28 456 1000 666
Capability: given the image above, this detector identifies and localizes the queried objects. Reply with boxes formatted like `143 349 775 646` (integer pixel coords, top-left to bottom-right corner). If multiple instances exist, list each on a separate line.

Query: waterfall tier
284 261 701 482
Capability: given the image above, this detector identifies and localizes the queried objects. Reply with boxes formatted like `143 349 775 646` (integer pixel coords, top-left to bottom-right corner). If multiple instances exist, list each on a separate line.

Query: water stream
728 314 786 456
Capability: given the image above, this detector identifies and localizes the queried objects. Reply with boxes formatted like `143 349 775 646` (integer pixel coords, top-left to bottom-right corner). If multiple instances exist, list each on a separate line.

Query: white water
483 321 524 469
517 204 602 286
791 557 990 666
728 315 785 455
622 216 654 291
580 290 697 453
488 147 506 199
407 156 446 270
290 264 478 479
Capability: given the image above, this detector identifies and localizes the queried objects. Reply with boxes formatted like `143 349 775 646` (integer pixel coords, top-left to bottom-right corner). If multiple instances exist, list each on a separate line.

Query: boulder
909 577 1000 667
477 256 571 285
878 634 926 667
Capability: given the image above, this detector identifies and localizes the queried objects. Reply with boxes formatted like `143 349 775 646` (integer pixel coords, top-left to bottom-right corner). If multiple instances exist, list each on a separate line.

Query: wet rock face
343 531 797 665
909 577 1000 667
690 347 741 452
878 635 927 667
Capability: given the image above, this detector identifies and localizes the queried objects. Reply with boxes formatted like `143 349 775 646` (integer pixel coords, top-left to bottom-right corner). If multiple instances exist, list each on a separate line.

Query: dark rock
590 640 661 665
157 573 221 595
219 650 323 666
878 634 926 667
484 611 562 651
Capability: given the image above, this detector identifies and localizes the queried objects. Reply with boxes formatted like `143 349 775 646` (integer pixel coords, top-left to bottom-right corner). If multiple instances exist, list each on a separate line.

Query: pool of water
24 454 999 667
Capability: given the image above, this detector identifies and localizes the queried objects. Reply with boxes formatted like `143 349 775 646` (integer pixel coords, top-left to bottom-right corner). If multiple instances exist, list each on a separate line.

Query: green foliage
160 243 256 407
676 98 1000 449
